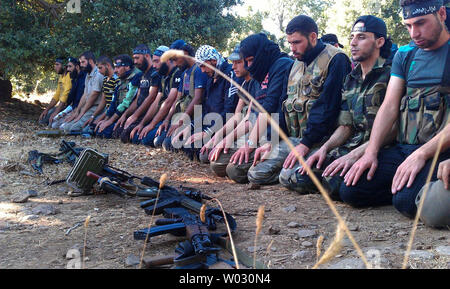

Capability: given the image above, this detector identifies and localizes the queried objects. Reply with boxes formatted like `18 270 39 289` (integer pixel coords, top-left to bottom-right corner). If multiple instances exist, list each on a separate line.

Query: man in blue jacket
172 45 241 161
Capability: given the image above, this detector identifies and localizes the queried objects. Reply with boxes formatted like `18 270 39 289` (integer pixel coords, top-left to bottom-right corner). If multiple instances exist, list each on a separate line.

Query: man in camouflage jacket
341 0 450 219
280 15 394 198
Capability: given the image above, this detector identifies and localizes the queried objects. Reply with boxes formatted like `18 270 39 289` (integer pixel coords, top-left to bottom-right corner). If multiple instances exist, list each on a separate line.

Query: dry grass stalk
200 204 207 223
161 49 185 63
265 240 274 268
139 174 165 269
253 205 265 269
402 124 448 269
266 239 274 254
312 224 345 269
212 198 240 269
83 215 91 269
159 173 168 189
190 55 371 268
316 235 325 262
256 205 265 235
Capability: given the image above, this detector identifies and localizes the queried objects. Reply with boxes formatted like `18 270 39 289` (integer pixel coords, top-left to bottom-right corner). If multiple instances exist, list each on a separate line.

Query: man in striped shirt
83 56 118 132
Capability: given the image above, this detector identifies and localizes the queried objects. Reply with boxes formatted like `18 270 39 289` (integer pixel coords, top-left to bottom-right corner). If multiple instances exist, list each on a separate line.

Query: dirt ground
0 97 449 269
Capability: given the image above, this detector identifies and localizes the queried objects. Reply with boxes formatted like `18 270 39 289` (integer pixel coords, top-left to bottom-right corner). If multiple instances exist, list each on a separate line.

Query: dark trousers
133 121 162 147
339 144 450 218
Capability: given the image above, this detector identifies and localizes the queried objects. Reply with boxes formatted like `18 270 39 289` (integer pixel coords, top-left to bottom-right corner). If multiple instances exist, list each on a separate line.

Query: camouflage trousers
208 133 251 181
279 146 350 195
246 137 302 185
416 180 450 228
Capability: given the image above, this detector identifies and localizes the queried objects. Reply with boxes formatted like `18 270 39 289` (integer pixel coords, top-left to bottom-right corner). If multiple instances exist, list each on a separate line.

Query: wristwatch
247 140 254 147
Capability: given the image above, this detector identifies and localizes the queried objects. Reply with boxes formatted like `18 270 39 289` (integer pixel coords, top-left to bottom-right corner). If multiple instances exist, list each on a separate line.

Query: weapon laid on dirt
28 141 84 174
35 129 84 137
137 185 235 232
86 171 129 197
134 207 266 269
134 207 238 269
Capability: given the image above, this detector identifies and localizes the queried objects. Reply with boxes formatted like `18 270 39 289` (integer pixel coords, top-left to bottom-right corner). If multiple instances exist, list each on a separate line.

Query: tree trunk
0 79 12 101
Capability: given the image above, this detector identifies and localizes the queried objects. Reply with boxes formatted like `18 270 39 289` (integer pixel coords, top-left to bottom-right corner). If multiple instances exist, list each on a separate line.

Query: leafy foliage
1 0 242 92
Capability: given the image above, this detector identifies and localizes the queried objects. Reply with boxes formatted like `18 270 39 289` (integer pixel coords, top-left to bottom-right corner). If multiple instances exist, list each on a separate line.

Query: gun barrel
143 255 176 268
86 171 128 197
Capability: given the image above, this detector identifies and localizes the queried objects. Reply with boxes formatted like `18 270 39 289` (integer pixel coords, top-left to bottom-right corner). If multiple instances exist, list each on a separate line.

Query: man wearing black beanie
235 15 351 187
225 33 294 184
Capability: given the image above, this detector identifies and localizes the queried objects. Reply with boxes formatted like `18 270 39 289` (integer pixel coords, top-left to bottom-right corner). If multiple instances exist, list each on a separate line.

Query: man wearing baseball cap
341 0 450 219
281 15 393 198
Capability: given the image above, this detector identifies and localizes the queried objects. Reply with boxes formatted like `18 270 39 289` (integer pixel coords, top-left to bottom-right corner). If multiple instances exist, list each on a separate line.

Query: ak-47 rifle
134 207 222 268
86 171 129 197
137 185 236 232
134 207 265 269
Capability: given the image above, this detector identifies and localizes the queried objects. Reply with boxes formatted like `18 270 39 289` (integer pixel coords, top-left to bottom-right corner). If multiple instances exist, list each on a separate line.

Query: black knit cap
352 15 387 38
321 34 344 48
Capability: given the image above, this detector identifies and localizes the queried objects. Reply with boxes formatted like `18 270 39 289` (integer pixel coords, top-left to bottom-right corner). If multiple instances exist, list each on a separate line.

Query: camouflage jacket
283 44 344 138
331 57 391 158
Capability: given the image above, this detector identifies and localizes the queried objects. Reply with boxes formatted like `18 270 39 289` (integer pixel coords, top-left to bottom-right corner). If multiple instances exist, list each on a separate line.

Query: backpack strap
403 45 419 84
441 42 450 86
189 64 198 97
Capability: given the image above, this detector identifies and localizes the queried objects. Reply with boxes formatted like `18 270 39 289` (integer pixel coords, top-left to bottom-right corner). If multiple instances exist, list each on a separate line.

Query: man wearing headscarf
226 33 294 183
172 45 241 161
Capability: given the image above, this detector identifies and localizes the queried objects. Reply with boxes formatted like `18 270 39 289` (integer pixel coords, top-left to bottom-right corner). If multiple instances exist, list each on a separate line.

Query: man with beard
117 45 169 143
340 0 450 219
225 33 294 184
228 16 352 186
61 51 104 133
131 50 183 146
39 57 72 126
204 44 262 179
280 16 393 198
172 45 241 161
153 40 208 151
95 54 142 138
81 56 119 133
51 57 86 129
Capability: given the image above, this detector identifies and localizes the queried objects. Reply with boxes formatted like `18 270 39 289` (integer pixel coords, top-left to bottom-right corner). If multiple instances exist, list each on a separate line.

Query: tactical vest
175 64 198 113
283 44 344 138
160 67 179 107
397 42 450 145
115 68 139 105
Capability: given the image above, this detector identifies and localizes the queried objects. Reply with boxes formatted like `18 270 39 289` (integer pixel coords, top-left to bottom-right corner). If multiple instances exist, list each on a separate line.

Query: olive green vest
175 64 198 113
116 67 140 105
159 67 180 107
283 44 344 138
397 43 450 145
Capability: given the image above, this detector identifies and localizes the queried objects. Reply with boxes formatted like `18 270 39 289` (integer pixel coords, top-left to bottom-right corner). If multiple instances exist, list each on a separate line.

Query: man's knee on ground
210 161 227 177
417 181 450 228
153 135 165 147
162 137 172 151
339 184 366 208
247 165 279 185
393 192 417 219
226 163 249 184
